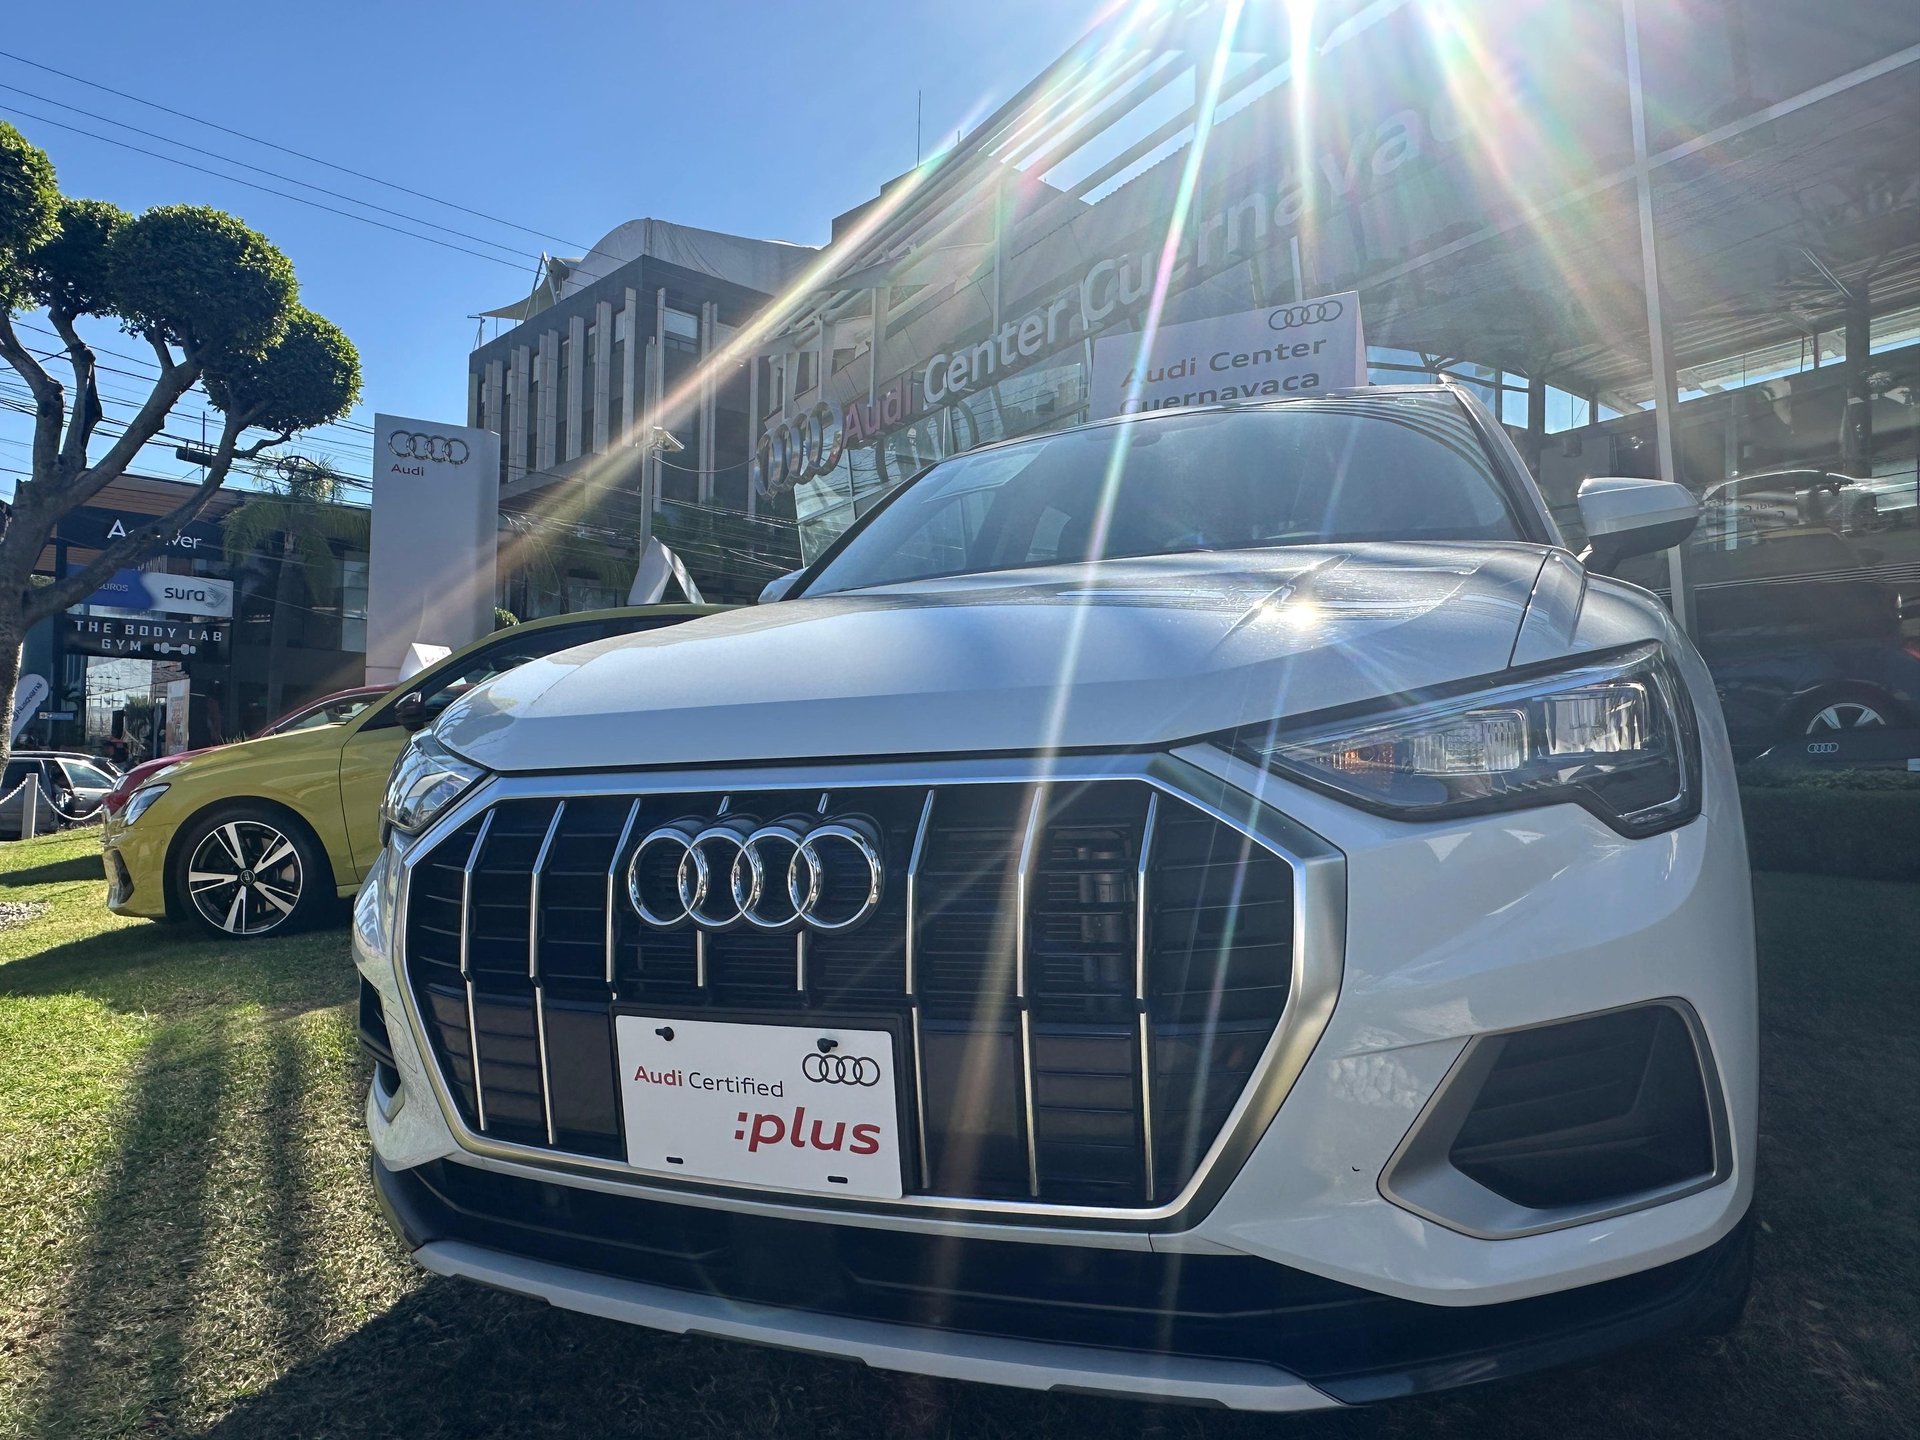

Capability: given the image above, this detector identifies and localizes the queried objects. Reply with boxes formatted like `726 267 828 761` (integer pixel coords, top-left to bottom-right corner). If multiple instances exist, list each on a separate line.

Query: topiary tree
0 120 361 768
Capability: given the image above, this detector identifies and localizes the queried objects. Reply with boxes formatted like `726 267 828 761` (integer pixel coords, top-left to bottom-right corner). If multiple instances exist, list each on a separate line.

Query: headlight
122 783 169 825
1221 643 1700 836
381 733 487 842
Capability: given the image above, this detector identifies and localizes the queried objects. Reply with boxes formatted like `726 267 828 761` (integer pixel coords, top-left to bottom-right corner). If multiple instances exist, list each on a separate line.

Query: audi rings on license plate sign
613 1017 903 1199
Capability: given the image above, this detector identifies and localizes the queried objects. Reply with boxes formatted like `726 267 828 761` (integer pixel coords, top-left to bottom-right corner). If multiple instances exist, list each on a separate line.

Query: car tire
168 803 333 941
1788 684 1895 739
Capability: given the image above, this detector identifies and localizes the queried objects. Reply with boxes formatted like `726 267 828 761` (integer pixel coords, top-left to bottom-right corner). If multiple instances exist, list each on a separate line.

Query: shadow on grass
0 914 353 1021
0 852 104 888
19 872 1916 1440
29 1017 233 1439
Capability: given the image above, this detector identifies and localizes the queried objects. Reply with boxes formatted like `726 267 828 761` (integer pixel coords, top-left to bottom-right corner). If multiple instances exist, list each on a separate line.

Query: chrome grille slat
528 802 566 1146
605 799 641 987
1136 791 1159 1204
401 771 1312 1215
905 788 936 1188
460 809 496 1133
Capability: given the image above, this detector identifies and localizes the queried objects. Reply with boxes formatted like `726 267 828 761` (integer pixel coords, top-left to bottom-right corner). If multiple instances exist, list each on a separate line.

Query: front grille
400 777 1295 1211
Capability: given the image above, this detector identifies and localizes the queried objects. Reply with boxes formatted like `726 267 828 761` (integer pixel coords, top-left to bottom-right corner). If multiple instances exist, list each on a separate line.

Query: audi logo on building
750 400 844 498
386 430 471 465
801 1052 882 1087
627 814 884 933
1266 299 1344 331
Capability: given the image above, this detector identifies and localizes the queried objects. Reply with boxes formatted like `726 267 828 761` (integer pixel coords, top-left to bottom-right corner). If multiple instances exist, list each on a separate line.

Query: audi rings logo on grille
627 814 884 933
1806 741 1841 754
1266 299 1344 331
387 430 471 465
801 1052 882 1086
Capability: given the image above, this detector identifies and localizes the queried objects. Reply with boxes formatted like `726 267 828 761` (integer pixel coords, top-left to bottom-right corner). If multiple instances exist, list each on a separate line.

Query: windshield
801 394 1525 597
268 695 377 735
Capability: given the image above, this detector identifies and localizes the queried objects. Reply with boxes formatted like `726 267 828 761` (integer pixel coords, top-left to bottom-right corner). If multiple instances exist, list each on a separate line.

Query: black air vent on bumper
400 778 1297 1212
1450 1006 1716 1210
1385 1001 1728 1236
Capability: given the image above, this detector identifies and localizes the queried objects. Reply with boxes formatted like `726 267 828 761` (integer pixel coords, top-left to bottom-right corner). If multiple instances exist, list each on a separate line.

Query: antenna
916 89 923 166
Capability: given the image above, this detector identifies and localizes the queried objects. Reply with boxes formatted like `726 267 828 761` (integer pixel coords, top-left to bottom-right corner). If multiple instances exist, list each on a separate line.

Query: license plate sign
613 1016 903 1200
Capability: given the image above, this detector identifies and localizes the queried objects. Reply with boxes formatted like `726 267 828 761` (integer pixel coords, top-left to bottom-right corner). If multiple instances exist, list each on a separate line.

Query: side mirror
393 690 429 733
758 569 804 604
1577 477 1699 574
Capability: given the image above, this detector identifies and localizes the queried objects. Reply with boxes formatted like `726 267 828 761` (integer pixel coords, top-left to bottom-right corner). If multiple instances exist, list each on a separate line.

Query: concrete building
467 220 817 605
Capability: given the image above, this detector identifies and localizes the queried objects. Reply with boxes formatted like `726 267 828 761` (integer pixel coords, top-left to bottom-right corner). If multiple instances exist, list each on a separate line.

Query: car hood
146 722 343 785
436 543 1568 774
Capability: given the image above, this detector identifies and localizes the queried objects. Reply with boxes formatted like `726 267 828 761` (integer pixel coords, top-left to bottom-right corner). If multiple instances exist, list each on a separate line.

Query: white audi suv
355 385 1755 1411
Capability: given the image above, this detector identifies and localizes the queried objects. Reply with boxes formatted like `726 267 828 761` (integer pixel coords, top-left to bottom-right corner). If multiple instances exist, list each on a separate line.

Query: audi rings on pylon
626 814 884 933
1266 299 1344 330
386 430 471 464
801 1052 882 1086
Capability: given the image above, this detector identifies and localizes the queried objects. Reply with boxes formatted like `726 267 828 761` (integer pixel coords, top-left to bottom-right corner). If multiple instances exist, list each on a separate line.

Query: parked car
1 752 118 838
99 684 392 818
100 606 719 937
1688 521 1920 754
356 388 1755 1411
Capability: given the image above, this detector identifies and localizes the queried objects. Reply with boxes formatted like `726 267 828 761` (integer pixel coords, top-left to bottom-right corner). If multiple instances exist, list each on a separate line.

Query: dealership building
465 219 817 604
746 0 1918 749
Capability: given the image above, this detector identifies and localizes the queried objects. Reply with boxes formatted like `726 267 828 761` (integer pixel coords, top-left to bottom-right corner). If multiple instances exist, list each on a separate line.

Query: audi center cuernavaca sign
1087 292 1366 419
366 414 500 687
82 568 234 619
752 284 1365 499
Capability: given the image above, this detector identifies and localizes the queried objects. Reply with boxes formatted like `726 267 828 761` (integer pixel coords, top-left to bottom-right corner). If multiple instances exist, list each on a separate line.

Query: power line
0 47 590 251
0 82 540 264
0 101 530 271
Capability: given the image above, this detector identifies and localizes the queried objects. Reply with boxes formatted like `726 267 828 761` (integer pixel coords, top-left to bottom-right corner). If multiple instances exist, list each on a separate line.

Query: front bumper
355 729 1758 1404
372 1150 1751 1408
101 812 172 920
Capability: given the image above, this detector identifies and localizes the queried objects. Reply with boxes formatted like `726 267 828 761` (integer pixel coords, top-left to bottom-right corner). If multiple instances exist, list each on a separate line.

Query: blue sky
1 0 1106 499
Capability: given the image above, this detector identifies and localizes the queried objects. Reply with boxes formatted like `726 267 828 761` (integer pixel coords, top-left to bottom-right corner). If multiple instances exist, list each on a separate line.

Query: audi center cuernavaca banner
366 414 500 687
1087 292 1366 419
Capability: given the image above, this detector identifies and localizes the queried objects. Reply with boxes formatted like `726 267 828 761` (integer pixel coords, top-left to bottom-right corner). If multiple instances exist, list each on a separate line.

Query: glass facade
758 0 1920 757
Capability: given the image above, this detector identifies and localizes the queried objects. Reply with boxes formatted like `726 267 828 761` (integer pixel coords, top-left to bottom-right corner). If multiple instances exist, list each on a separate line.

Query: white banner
366 414 500 687
11 674 49 742
84 569 234 619
1088 292 1366 420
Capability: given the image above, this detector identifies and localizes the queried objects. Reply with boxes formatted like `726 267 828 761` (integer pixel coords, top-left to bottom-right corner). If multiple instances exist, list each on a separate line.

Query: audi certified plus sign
358 387 1757 1411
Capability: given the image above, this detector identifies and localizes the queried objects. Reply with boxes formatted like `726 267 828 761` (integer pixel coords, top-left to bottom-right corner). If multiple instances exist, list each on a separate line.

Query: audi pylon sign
1087 291 1365 420
367 413 501 687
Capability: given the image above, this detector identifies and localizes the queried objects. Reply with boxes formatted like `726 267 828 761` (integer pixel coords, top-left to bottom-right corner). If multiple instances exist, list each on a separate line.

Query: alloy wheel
186 820 303 936
1805 702 1886 734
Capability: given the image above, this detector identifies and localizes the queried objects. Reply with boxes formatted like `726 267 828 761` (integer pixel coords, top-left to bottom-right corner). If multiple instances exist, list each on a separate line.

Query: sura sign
82 568 235 619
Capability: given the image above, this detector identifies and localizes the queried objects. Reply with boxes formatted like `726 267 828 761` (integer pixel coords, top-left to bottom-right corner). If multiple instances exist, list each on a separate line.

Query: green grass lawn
0 829 1912 1439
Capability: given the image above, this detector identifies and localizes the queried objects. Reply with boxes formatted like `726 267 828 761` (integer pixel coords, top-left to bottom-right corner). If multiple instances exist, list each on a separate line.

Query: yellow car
102 605 719 939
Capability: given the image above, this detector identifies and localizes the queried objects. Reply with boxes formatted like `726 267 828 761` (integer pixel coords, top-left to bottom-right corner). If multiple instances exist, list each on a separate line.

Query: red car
99 685 390 817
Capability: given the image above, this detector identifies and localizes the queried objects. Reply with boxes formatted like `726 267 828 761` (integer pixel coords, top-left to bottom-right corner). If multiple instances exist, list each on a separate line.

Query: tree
0 121 361 768
221 456 370 717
